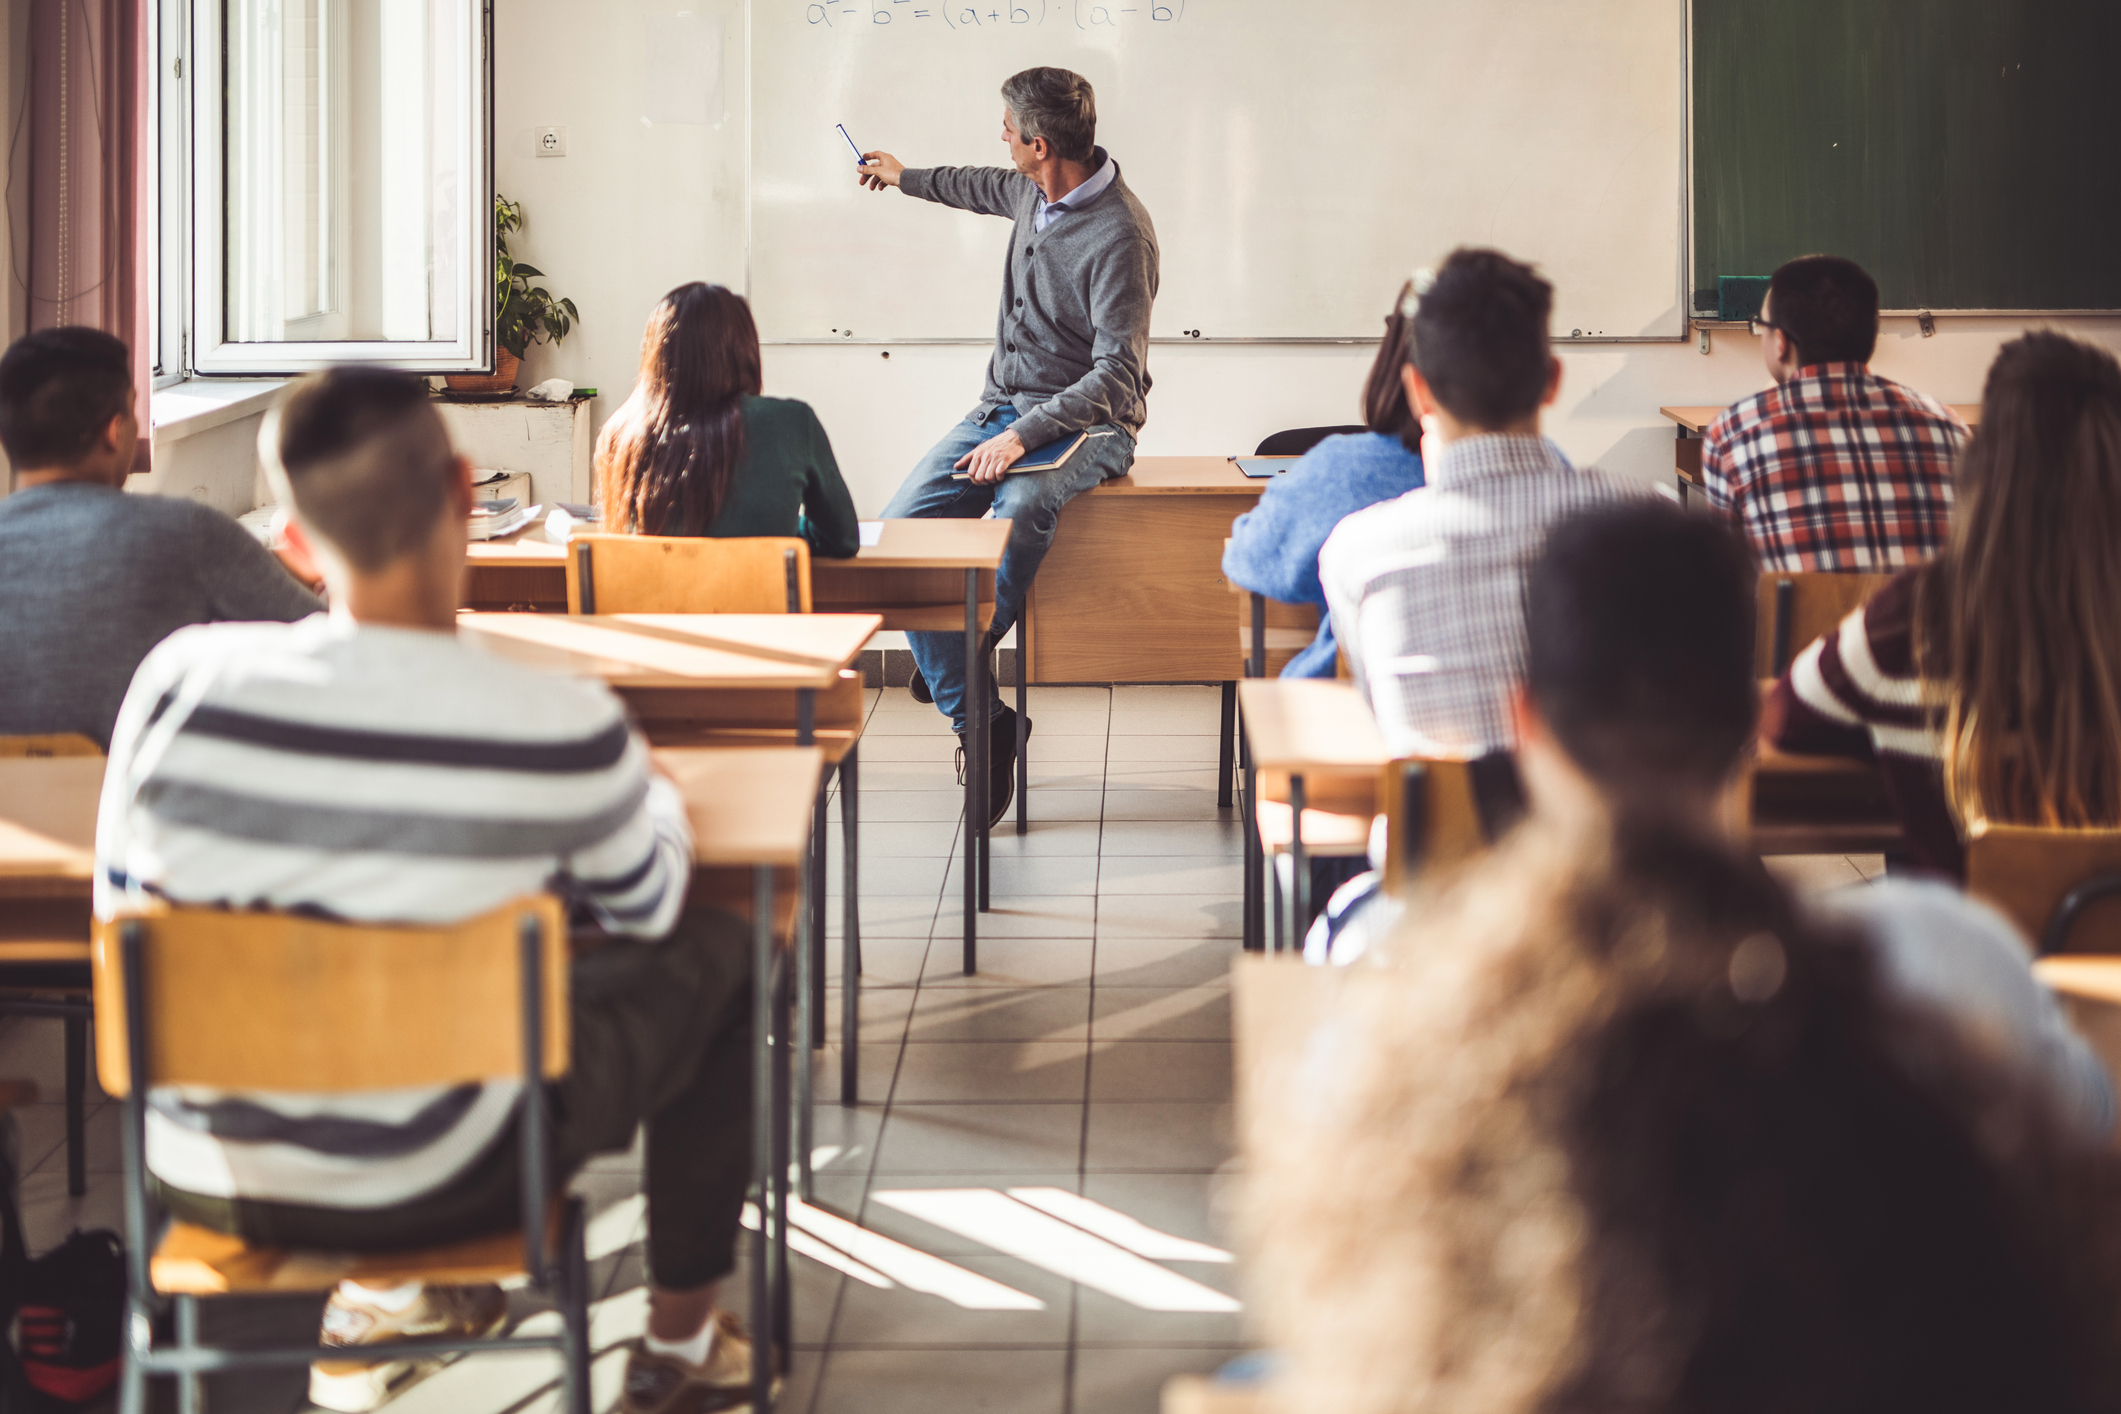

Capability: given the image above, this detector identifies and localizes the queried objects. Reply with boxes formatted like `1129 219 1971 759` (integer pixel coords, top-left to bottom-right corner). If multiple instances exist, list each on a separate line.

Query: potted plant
445 195 580 395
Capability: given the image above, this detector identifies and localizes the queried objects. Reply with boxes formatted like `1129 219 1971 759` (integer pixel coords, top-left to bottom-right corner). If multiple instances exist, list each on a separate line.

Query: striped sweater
1763 567 1963 877
94 614 694 1208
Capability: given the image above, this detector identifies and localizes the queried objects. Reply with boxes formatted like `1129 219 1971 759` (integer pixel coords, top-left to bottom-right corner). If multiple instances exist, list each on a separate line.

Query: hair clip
1399 268 1435 321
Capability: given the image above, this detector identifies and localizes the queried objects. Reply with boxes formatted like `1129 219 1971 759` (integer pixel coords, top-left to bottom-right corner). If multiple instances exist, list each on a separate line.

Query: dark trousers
161 907 754 1291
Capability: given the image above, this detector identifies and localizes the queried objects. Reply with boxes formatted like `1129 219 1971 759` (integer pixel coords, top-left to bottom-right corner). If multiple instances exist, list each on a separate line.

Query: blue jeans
881 407 1136 732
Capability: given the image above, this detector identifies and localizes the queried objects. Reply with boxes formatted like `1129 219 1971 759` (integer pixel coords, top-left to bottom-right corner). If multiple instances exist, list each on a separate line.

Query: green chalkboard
1693 0 2121 313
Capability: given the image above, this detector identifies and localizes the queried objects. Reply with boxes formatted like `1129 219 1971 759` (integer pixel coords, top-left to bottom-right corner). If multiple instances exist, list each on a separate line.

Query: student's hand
858 152 904 192
954 428 1026 485
271 509 327 593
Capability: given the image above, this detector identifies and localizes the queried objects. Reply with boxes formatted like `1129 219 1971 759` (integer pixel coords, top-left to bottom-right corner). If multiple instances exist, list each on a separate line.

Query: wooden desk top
653 746 824 868
1236 679 1388 773
816 519 1011 570
1661 403 1982 434
465 517 568 568
1088 456 1263 496
0 756 102 897
457 613 879 689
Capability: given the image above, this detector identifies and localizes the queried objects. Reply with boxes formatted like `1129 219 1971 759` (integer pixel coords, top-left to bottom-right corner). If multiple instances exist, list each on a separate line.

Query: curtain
14 0 152 471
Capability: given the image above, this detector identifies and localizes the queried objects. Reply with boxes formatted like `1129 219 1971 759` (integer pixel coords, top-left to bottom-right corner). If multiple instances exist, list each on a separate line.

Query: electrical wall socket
535 126 567 157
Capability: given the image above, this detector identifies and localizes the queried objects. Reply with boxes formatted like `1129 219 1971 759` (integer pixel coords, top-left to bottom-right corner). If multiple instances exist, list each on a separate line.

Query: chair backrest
1252 425 1367 458
1967 822 2121 956
92 896 569 1095
567 533 812 614
0 733 102 759
1222 539 1320 678
1378 752 1523 893
1756 571 1893 678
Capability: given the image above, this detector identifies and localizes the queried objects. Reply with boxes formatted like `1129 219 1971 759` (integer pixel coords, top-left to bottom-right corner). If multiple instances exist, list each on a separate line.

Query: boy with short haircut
97 369 761 1414
0 327 318 748
1702 254 1965 571
1318 247 1639 758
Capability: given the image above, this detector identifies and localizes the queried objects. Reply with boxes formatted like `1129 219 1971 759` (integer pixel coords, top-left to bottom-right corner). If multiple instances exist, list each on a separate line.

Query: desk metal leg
962 571 980 972
978 641 992 914
772 950 793 1366
1217 682 1236 810
1016 644 1029 835
842 745 862 1105
749 865 775 1414
797 787 823 1201
1270 856 1284 954
1240 724 1259 952
1290 774 1309 953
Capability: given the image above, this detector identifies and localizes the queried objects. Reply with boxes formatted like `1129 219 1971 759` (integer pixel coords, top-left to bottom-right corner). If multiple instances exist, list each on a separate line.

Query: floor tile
17 1165 126 1256
1074 1265 1245 1346
858 763 966 792
1025 687 1114 711
21 1100 120 1177
854 821 963 857
1090 989 1232 1042
1068 1346 1250 1414
1095 822 1244 858
0 1016 105 1105
861 791 975 822
1022 790 1108 823
940 896 1097 943
1026 768 1109 793
813 1348 1069 1414
894 1043 1089 1104
1095 895 1242 941
1078 1172 1238 1253
859 1172 1084 1255
829 1253 1074 1348
831 898 942 943
988 823 1105 858
945 854 1103 897
810 1102 889 1175
873 1103 1085 1175
1088 1043 1232 1103
861 710 961 737
1028 733 1111 763
829 854 952 898
909 988 1093 1044
1083 1104 1234 1172
921 938 1096 989
1097 768 1227 792
1850 853 1888 881
1092 937 1237 989
828 986 918 1044
1024 709 1111 737
1106 736 1225 763
861 735 966 764
827 934 932 990
1099 791 1232 824
1094 857 1240 897
814 1043 907 1103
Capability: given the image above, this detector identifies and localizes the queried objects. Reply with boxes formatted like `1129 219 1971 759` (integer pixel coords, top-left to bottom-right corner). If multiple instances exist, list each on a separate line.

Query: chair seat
153 1210 561 1295
1254 799 1373 857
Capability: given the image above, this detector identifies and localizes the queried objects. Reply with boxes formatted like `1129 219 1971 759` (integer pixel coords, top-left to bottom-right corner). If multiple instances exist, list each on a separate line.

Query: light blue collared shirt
1032 146 1116 233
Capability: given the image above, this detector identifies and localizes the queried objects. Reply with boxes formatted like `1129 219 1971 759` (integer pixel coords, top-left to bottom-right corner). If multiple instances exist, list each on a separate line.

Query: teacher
858 66 1159 825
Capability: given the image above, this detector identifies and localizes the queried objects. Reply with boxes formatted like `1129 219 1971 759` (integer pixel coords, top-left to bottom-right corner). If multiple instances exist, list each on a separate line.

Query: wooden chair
93 897 592 1414
1221 536 1324 824
566 533 811 614
1756 571 1892 677
0 734 101 1197
1967 822 2121 955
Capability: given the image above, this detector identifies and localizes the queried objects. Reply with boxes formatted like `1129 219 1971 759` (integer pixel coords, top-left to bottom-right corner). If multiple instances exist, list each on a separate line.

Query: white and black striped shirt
1319 434 1641 757
94 614 693 1208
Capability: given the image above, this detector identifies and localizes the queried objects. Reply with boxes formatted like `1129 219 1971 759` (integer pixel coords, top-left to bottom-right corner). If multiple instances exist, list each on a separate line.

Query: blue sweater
1221 432 1426 678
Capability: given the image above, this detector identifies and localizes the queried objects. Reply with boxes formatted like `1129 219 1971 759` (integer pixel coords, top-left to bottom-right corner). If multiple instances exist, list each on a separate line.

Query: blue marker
837 123 866 168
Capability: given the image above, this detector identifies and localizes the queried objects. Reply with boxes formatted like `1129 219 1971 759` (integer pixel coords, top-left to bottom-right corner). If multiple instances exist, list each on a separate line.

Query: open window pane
191 0 489 373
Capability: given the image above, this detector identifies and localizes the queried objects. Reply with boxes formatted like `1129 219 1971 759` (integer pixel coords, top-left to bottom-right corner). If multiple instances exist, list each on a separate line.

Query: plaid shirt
1319 434 1641 757
1702 364 1965 572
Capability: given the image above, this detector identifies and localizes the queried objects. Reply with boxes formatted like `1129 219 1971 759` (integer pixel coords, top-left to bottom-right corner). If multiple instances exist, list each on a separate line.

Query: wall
496 0 2121 517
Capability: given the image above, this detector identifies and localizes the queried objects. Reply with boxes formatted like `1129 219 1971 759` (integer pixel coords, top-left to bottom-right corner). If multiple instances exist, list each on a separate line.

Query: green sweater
699 396 860 558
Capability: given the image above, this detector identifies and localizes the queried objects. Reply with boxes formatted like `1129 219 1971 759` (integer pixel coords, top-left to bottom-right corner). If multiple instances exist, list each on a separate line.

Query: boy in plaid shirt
1702 255 1966 571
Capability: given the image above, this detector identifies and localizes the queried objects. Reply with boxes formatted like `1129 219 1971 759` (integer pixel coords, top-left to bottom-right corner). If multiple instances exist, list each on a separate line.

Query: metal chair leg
64 1009 86 1196
841 746 861 1105
1218 681 1236 809
175 1295 203 1414
560 1199 592 1414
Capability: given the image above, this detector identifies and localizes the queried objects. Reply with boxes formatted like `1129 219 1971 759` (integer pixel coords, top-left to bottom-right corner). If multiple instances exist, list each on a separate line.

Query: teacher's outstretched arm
856 151 904 191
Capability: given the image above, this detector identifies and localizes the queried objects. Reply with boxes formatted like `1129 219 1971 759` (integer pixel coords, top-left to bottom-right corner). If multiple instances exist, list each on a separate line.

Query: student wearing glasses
1701 255 1966 571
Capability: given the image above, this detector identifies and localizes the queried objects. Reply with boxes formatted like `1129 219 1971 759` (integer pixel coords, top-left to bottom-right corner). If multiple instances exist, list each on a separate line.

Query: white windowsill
149 378 290 446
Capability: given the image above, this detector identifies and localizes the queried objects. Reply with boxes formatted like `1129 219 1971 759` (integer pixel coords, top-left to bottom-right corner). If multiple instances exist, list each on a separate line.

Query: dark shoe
956 706 1031 830
909 666 933 704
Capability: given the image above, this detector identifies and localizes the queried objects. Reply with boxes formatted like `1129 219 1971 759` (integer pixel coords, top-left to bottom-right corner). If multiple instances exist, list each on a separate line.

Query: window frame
152 0 187 386
180 0 495 377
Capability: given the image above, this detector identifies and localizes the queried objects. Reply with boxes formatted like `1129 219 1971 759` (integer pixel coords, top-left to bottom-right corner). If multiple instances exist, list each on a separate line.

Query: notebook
1232 457 1299 479
949 429 1111 479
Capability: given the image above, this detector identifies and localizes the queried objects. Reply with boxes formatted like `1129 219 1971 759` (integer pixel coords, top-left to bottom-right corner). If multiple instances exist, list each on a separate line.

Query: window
166 0 492 377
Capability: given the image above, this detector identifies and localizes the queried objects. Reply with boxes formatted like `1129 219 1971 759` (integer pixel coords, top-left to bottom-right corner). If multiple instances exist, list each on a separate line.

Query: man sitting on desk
1701 254 1965 572
857 66 1158 823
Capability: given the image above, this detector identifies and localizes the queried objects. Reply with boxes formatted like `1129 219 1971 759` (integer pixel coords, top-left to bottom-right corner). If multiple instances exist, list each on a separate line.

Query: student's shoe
620 1311 776 1414
908 665 933 704
308 1283 508 1412
956 706 1030 830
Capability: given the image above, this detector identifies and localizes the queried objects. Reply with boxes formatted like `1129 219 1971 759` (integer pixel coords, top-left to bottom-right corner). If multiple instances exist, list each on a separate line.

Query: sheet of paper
858 521 883 549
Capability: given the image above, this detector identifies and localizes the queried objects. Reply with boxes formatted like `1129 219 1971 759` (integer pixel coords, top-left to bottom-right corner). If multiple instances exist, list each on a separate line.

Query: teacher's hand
858 151 904 192
954 428 1027 485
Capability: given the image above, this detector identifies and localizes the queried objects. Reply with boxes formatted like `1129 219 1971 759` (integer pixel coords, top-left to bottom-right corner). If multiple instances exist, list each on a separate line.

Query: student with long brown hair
1768 331 2121 877
594 282 860 556
1220 278 1427 678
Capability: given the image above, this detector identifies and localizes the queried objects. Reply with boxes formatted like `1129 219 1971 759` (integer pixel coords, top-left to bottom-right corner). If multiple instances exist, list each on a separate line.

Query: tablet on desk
1232 457 1299 478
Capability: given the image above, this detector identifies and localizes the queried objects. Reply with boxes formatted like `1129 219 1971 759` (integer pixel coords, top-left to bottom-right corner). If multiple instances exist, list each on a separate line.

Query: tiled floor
1 685 1251 1414
0 683 1886 1413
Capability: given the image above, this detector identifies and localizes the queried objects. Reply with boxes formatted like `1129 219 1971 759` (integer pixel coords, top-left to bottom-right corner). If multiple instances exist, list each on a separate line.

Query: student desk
1235 679 1389 953
1659 404 1982 503
811 519 1009 970
463 532 570 612
0 755 101 904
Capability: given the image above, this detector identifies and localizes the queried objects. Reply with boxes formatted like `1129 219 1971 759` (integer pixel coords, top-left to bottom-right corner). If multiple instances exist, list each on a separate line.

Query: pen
837 123 866 167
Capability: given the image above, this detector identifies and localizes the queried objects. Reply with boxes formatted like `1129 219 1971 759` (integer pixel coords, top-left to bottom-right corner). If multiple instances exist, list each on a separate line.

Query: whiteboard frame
746 0 1694 347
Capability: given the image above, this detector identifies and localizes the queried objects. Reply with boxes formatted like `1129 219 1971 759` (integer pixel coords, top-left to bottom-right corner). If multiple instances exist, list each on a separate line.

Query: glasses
1750 314 1781 337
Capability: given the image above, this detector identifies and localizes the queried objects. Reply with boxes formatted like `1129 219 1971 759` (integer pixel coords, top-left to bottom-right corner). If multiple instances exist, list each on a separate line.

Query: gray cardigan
901 148 1158 450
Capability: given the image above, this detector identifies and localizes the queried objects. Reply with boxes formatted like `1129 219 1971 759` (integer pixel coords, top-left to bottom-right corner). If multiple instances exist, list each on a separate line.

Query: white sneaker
308 1283 508 1412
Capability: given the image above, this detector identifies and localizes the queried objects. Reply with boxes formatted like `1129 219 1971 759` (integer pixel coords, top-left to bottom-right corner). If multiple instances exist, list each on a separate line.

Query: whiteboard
750 0 1686 342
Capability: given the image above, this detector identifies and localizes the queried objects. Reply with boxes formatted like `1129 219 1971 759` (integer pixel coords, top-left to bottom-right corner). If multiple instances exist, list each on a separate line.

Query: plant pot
444 348 521 396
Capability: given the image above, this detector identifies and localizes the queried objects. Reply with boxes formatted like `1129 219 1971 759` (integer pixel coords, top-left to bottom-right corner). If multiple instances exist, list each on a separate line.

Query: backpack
0 1115 125 1411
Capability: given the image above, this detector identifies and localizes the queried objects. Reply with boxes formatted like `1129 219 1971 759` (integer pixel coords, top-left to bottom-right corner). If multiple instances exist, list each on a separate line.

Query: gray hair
1001 68 1096 164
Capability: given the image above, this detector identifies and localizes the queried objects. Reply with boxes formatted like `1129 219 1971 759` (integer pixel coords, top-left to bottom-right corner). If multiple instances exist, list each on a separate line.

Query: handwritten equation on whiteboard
804 0 1187 30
